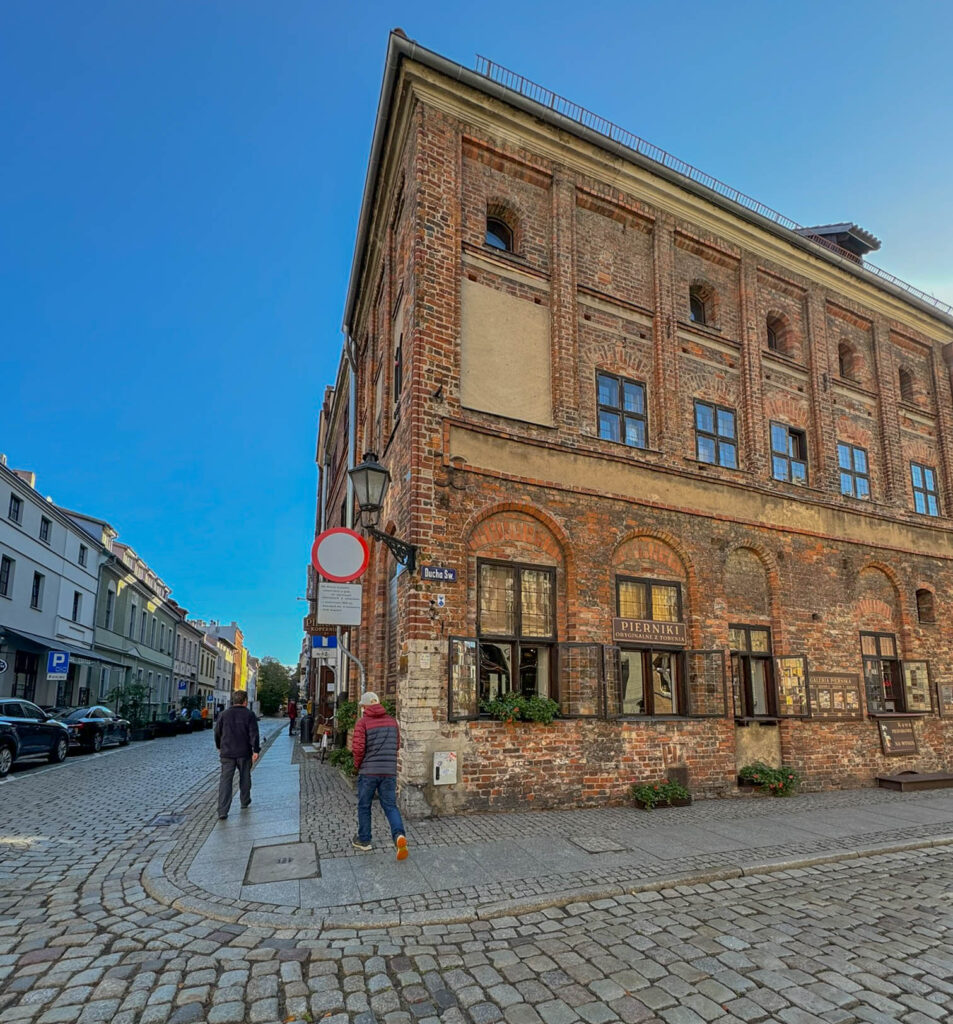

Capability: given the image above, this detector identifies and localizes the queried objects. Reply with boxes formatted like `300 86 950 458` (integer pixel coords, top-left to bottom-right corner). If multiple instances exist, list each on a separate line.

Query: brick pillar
933 344 953 513
804 290 836 489
550 172 577 431
739 255 767 475
652 213 679 453
871 318 904 505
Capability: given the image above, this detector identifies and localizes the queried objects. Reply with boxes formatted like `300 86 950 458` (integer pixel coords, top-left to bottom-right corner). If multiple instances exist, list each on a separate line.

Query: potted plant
738 762 801 797
108 683 153 741
481 692 560 724
630 778 692 810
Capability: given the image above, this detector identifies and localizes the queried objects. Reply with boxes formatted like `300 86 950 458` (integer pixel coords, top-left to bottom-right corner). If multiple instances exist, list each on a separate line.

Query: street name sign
421 565 457 582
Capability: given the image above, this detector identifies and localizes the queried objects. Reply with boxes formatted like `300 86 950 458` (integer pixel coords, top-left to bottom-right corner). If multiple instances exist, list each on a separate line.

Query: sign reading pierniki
612 618 686 645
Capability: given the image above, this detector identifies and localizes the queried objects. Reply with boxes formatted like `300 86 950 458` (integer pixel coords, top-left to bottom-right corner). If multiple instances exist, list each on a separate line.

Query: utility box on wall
433 751 458 786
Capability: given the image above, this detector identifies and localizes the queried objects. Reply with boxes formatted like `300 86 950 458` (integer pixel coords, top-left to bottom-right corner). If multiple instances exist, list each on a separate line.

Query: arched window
916 588 936 624
766 320 779 352
689 285 709 326
485 216 513 252
838 341 857 381
899 366 915 404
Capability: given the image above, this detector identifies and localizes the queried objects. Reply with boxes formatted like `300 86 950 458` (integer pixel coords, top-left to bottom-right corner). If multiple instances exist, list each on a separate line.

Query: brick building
316 32 953 815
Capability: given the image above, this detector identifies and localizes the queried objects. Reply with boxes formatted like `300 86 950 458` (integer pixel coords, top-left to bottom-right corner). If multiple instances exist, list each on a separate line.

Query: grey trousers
218 757 252 817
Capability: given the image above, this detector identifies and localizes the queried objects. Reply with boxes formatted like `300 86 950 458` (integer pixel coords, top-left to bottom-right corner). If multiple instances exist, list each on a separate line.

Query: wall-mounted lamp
348 452 418 573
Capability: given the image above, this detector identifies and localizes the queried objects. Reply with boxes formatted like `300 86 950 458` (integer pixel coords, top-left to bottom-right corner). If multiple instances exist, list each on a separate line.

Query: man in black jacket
213 690 260 820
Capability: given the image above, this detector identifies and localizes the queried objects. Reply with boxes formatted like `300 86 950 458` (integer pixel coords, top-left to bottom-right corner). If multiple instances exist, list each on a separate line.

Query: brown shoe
395 835 408 861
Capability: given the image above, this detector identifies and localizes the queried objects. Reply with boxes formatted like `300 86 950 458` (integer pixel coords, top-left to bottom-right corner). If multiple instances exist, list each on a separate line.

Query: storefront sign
809 672 862 719
877 718 918 757
612 618 686 645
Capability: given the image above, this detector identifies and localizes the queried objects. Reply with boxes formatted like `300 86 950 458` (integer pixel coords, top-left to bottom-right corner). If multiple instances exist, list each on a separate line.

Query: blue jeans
357 774 405 844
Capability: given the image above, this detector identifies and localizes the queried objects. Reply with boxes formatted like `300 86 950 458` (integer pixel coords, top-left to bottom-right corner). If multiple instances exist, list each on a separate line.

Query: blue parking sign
47 650 70 681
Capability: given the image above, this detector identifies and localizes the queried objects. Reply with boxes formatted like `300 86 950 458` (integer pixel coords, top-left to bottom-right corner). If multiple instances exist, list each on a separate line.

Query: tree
257 657 292 715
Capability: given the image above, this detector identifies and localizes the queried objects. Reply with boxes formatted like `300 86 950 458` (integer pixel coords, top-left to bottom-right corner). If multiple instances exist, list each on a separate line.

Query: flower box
633 796 692 810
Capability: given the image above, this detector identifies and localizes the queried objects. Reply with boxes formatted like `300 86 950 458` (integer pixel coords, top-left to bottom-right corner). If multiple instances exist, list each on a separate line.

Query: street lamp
348 452 417 573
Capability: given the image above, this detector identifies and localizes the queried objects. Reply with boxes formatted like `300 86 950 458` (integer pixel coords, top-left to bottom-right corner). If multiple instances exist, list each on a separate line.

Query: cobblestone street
2 724 953 1024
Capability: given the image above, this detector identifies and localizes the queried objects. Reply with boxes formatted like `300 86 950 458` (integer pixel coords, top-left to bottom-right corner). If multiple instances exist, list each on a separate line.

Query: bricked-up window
837 443 870 499
899 366 915 403
861 632 904 712
477 560 555 705
597 373 647 448
694 401 737 468
729 626 776 718
616 577 684 716
485 216 513 252
771 423 807 484
39 516 51 544
0 555 13 597
8 494 22 524
911 462 939 516
913 593 933 622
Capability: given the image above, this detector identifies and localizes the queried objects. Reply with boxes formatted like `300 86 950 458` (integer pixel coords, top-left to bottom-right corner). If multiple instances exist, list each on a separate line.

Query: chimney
12 470 36 489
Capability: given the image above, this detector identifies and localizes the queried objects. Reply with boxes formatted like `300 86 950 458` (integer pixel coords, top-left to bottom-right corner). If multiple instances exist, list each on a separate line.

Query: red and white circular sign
311 528 370 583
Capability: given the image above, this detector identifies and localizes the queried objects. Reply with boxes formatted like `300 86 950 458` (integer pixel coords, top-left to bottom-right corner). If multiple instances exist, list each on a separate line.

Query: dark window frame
694 400 738 468
899 366 915 404
8 494 22 524
861 631 904 713
689 289 707 325
911 462 939 517
39 517 51 544
916 589 936 624
485 216 514 253
0 555 12 598
476 559 557 706
837 442 870 499
79 544 88 567
30 571 44 611
596 371 648 450
729 624 777 718
615 575 684 623
771 422 808 484
71 590 82 622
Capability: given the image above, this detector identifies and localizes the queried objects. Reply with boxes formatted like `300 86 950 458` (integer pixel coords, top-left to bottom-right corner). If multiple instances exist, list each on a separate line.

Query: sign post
47 651 70 682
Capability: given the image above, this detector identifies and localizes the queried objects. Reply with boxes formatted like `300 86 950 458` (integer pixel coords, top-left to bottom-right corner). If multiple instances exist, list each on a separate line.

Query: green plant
480 691 560 724
630 778 691 810
328 748 355 775
106 683 150 729
335 699 359 733
739 761 801 797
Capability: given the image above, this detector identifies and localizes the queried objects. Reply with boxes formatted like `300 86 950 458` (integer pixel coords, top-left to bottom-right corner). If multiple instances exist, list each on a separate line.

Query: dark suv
0 699 70 769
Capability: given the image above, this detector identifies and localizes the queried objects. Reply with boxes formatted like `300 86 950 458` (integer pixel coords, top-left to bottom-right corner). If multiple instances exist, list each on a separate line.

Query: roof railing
474 55 952 318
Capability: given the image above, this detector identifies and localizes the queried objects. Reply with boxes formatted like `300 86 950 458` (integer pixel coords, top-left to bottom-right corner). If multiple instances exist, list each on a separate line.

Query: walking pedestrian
351 692 408 860
213 690 260 820
287 697 297 737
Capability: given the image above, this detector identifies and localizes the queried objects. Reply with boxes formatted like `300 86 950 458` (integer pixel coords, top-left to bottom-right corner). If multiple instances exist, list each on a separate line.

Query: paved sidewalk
173 730 953 927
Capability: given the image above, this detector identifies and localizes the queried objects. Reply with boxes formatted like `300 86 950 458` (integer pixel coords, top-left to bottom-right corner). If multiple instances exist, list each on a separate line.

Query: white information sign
317 582 363 626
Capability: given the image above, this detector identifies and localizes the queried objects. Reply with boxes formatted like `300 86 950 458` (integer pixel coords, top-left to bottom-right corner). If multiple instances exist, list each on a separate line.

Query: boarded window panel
460 279 553 425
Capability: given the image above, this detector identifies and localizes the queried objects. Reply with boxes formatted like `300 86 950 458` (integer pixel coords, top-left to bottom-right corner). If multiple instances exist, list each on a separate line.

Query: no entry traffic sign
311 527 369 583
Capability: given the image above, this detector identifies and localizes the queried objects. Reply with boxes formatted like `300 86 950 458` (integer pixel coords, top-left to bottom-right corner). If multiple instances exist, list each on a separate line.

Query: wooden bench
876 771 953 792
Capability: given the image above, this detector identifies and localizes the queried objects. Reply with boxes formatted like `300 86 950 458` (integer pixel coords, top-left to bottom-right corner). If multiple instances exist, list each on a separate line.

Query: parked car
56 706 131 752
0 699 70 768
0 721 20 777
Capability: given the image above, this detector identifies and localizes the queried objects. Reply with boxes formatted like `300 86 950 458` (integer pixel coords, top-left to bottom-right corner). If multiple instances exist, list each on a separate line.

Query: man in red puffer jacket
350 692 408 860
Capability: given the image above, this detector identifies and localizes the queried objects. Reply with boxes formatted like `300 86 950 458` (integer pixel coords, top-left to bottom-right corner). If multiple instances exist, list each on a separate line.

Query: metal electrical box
433 751 458 786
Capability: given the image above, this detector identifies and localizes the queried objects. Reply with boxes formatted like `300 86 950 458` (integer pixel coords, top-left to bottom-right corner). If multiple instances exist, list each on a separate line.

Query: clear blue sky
2 2 951 663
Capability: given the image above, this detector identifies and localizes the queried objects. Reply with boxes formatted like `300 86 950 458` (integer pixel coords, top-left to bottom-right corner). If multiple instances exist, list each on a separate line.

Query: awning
0 626 126 668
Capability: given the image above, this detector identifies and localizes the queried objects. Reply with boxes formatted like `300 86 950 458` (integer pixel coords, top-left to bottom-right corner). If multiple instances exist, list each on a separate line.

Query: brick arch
834 416 874 449
723 543 780 619
465 502 572 566
689 277 719 326
486 197 525 252
855 564 906 632
905 439 938 466
610 529 703 646
765 309 801 360
764 395 811 429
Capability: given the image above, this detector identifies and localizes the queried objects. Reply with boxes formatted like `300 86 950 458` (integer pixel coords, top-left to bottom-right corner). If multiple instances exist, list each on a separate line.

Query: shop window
729 625 776 717
861 632 914 713
771 422 808 484
616 577 684 716
837 443 870 499
477 560 555 705
916 589 936 624
911 462 939 516
597 372 647 449
694 401 737 468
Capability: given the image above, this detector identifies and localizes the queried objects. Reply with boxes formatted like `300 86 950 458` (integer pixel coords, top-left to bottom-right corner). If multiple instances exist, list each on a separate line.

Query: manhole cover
245 842 320 884
150 814 185 826
569 835 626 854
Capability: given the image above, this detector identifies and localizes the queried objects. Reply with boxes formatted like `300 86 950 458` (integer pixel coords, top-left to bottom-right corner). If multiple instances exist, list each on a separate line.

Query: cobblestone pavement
3 727 953 1022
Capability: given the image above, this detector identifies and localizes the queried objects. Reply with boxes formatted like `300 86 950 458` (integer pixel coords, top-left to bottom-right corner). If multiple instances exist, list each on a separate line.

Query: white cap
359 691 380 706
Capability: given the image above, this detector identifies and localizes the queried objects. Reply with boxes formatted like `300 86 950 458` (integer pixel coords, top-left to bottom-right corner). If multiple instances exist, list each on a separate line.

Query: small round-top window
485 216 513 252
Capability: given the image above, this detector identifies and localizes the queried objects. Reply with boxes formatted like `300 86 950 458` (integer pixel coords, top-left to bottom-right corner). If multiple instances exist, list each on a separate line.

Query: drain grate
150 813 186 826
